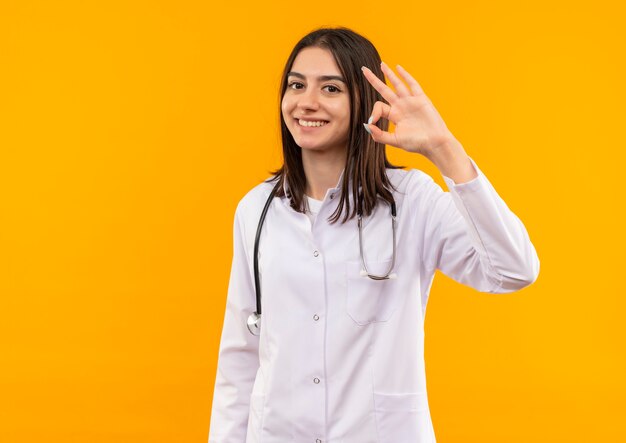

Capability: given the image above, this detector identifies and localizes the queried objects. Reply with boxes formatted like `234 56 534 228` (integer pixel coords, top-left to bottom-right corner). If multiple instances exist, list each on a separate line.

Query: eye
324 85 341 93
287 81 304 90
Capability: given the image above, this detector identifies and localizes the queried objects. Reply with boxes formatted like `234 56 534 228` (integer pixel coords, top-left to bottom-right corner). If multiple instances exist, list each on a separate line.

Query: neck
302 147 347 200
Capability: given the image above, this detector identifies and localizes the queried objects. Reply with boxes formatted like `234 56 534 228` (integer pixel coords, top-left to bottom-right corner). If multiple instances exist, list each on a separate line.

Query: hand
361 62 457 158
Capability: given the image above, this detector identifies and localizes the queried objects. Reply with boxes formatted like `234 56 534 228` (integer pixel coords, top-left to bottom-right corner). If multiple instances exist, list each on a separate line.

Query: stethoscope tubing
248 181 397 336
253 182 281 316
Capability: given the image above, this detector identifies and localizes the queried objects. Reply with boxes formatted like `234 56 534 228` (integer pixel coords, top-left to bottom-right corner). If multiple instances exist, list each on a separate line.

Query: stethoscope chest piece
247 312 261 336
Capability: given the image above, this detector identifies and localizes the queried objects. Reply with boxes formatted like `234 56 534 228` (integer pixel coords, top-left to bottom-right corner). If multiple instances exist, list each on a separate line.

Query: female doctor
208 27 540 443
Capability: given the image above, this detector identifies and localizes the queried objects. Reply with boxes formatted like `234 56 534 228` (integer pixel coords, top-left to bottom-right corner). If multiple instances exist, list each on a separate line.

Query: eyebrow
287 71 346 83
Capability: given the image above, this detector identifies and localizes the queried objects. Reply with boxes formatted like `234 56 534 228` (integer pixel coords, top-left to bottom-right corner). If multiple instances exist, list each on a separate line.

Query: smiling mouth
297 119 329 127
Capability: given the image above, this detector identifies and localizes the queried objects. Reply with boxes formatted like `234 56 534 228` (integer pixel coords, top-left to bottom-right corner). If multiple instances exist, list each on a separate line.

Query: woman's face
281 47 351 155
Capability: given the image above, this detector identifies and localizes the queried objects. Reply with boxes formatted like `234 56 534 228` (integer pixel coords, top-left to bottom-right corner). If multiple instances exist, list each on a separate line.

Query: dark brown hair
267 26 404 224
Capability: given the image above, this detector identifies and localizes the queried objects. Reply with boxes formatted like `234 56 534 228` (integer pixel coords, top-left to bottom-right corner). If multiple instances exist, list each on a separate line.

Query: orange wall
1 1 624 442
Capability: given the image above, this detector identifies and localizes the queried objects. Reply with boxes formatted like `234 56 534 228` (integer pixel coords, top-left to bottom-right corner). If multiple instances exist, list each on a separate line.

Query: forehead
290 47 341 75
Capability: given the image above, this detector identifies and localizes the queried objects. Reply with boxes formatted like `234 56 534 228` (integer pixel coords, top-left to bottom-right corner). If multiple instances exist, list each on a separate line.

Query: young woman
208 27 539 443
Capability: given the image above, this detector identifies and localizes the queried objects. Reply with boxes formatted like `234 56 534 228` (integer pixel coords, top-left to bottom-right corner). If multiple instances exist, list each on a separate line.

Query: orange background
1 1 624 442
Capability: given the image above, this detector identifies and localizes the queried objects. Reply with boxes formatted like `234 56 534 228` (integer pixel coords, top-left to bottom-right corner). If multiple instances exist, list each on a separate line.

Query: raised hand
361 62 457 159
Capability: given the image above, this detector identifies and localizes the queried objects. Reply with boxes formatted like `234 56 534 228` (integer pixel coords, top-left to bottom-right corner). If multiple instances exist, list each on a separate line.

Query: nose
297 87 320 112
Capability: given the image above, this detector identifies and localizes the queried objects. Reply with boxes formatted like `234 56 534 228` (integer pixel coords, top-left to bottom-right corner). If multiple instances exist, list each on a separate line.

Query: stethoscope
246 182 398 336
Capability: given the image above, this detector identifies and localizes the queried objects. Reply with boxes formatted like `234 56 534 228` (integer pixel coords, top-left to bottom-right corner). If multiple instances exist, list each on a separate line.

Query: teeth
298 119 328 127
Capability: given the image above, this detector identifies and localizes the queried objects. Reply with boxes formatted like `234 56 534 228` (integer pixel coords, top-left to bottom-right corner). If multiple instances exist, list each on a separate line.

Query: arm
417 154 540 292
360 63 539 291
208 203 260 442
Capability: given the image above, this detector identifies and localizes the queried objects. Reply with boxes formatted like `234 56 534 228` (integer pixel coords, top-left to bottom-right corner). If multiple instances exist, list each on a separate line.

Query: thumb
365 123 398 147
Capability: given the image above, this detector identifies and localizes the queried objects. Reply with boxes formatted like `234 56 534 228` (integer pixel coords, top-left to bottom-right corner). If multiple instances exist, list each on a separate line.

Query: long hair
267 27 404 224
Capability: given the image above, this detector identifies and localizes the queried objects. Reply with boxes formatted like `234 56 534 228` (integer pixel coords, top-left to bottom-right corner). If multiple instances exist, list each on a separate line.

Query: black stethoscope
246 182 398 336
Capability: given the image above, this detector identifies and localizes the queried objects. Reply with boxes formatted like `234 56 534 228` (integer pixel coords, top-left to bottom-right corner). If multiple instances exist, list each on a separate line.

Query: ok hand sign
362 62 457 159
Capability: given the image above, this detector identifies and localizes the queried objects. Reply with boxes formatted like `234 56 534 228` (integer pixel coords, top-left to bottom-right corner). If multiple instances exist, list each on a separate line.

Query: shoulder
385 168 454 240
387 167 443 201
234 175 278 222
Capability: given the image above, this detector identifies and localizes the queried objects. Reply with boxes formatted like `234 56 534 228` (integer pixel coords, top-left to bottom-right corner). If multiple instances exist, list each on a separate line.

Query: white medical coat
208 158 540 443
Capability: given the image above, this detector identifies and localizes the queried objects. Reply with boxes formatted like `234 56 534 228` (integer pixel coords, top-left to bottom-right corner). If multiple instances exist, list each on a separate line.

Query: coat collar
282 168 363 201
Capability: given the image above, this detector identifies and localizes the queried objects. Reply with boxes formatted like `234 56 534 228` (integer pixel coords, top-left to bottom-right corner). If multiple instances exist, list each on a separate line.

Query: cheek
338 106 351 137
331 98 351 121
335 103 351 128
281 96 293 117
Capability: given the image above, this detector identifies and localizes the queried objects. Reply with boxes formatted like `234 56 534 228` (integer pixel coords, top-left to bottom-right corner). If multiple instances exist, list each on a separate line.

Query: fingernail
361 66 367 71
362 123 372 134
367 116 373 125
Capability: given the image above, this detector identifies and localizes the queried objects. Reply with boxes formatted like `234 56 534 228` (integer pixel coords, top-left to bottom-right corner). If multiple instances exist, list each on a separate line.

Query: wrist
427 139 478 184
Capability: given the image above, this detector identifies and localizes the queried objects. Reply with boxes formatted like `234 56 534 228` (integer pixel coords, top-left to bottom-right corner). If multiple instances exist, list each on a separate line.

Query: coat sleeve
415 157 540 293
208 202 260 442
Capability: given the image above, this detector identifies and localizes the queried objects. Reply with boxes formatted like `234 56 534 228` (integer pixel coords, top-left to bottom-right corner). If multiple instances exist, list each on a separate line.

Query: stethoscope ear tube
249 181 281 335
357 191 397 281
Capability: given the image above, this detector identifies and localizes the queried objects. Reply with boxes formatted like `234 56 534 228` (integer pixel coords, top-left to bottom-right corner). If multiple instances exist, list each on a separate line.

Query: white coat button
313 250 319 257
330 193 334 199
313 377 320 384
316 439 322 443
313 314 319 321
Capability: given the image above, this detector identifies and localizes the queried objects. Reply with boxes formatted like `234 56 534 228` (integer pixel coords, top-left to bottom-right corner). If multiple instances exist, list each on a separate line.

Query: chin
292 138 320 150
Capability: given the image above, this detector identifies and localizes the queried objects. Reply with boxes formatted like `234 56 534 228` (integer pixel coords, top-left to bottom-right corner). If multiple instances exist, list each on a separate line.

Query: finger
366 124 399 148
367 101 392 125
380 61 411 97
395 64 425 96
361 66 397 104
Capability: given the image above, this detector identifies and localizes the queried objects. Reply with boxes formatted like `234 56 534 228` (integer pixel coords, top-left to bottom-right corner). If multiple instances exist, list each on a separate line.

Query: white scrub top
208 157 540 443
